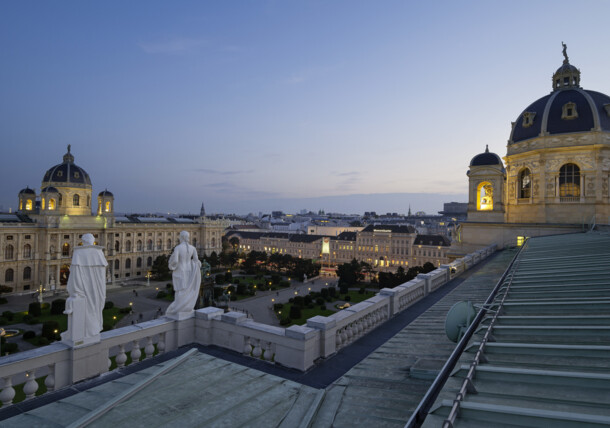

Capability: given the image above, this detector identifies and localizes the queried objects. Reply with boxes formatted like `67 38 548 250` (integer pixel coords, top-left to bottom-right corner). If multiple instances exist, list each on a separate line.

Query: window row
517 163 581 199
4 266 32 282
4 244 33 260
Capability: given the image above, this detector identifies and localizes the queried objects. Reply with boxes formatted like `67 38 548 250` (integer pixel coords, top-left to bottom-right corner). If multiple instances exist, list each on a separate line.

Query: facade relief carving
533 180 539 197
602 177 609 197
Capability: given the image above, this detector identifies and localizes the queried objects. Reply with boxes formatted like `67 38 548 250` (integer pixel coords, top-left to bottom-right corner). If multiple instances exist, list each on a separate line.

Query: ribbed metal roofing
420 232 610 427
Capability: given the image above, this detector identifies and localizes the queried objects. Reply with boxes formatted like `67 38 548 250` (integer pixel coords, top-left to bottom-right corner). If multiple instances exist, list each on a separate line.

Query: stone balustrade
0 243 497 407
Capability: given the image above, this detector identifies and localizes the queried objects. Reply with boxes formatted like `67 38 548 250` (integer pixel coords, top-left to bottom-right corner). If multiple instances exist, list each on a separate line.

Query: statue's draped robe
67 245 108 337
166 243 201 315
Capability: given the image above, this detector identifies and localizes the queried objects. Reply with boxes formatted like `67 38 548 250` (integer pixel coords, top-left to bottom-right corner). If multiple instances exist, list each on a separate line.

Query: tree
207 251 219 268
423 262 436 273
229 237 240 251
151 255 171 280
337 258 364 286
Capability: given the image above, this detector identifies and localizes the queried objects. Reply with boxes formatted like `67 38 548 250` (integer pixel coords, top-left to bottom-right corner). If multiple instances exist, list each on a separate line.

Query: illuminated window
73 194 80 206
105 201 111 212
23 266 31 280
517 236 525 246
559 163 580 197
62 243 70 257
41 198 46 210
519 169 531 198
477 182 493 211
49 199 56 210
19 200 23 210
25 199 33 210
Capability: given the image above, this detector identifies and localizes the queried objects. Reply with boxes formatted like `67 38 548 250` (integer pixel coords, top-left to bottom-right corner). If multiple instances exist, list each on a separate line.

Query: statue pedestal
61 296 101 348
165 311 195 321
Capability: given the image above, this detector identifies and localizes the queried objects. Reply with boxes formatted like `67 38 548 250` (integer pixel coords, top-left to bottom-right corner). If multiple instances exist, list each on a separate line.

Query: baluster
23 371 38 400
0 377 16 407
267 342 274 362
157 333 166 354
252 339 262 358
131 340 142 364
145 337 155 359
336 329 343 347
260 341 268 361
116 344 127 368
340 327 348 344
243 337 252 356
346 324 354 343
45 364 55 392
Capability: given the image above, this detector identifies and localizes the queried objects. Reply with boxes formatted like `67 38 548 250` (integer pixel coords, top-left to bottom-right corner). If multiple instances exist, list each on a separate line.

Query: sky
2 1 610 215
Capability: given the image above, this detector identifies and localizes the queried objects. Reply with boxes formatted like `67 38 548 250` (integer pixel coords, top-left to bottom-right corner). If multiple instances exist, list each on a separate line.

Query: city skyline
1 1 609 215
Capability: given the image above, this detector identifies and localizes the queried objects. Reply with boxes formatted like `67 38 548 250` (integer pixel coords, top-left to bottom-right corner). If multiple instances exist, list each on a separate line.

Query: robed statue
62 233 107 346
166 231 202 317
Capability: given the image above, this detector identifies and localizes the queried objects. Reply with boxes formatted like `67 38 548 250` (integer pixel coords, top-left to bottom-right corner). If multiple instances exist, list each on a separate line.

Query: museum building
458 48 610 251
0 147 228 294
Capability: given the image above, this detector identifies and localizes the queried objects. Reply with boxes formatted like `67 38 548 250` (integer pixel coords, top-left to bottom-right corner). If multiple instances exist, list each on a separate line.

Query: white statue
166 231 201 318
62 233 107 346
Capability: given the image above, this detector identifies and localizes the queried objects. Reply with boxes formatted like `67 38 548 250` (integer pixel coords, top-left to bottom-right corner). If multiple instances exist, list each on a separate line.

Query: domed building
459 46 610 250
0 147 228 294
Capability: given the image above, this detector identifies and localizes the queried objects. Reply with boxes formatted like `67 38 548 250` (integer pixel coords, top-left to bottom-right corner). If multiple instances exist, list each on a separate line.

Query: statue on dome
166 231 202 318
562 42 569 63
61 233 107 346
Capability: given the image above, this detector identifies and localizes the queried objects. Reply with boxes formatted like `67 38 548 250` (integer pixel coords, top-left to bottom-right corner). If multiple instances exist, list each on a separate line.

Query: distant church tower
200 202 206 217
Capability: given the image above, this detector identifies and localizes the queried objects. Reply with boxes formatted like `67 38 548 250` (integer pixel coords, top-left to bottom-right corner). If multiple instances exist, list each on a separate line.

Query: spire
485 144 489 153
200 202 206 216
408 205 412 216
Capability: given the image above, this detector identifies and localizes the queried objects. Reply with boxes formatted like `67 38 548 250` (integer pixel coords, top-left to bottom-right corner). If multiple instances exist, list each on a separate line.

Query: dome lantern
552 42 580 91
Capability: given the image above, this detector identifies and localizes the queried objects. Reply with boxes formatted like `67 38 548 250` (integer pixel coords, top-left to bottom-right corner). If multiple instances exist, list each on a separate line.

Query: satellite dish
445 300 476 343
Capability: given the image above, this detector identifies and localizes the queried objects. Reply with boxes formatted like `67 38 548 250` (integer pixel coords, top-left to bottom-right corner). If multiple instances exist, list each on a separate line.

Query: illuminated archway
60 264 70 285
477 182 494 211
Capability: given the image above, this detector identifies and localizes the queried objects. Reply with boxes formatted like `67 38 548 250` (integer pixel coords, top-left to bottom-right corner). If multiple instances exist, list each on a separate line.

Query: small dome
42 145 92 187
470 145 504 167
98 189 114 197
41 186 59 193
19 187 36 195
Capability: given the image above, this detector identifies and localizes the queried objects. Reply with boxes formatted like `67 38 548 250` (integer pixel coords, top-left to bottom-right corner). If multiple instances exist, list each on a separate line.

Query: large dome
509 52 610 145
42 145 92 188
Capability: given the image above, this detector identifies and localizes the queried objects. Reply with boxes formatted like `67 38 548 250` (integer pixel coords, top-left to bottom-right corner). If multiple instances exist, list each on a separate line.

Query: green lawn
341 289 376 304
274 303 335 327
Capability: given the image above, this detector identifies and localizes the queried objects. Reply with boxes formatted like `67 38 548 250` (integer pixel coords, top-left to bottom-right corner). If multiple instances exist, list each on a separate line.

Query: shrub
35 337 49 346
215 274 225 285
279 315 291 326
339 284 349 294
320 288 329 298
42 320 60 340
23 315 40 325
166 283 172 289
28 302 42 317
156 291 167 299
307 303 314 309
304 295 313 305
236 284 247 295
23 330 36 340
344 295 351 302
273 303 284 311
233 279 241 286
293 296 304 308
279 280 290 288
224 272 233 283
289 305 301 319
316 297 324 306
41 302 50 309
50 299 66 315
3 342 19 354
358 287 366 294
0 317 7 325
271 274 281 285
119 307 131 314
288 298 294 304
104 301 115 310
328 287 337 297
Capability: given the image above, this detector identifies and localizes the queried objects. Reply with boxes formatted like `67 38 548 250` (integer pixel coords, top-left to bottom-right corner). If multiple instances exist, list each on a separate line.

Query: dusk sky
2 1 610 215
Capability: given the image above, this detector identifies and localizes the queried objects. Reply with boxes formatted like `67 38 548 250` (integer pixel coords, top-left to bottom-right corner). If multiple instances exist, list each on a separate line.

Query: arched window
125 240 132 252
147 256 152 267
476 182 493 211
167 238 172 249
23 244 32 258
559 163 580 197
73 194 80 206
519 169 531 199
23 266 32 280
49 198 56 210
5 244 14 260
211 237 216 248
5 268 14 282
156 239 162 250
137 240 143 251
147 239 153 251
25 199 33 210
137 257 142 268
105 201 111 212
42 198 46 210
125 258 131 269
115 241 120 252
62 242 70 257
114 259 120 270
